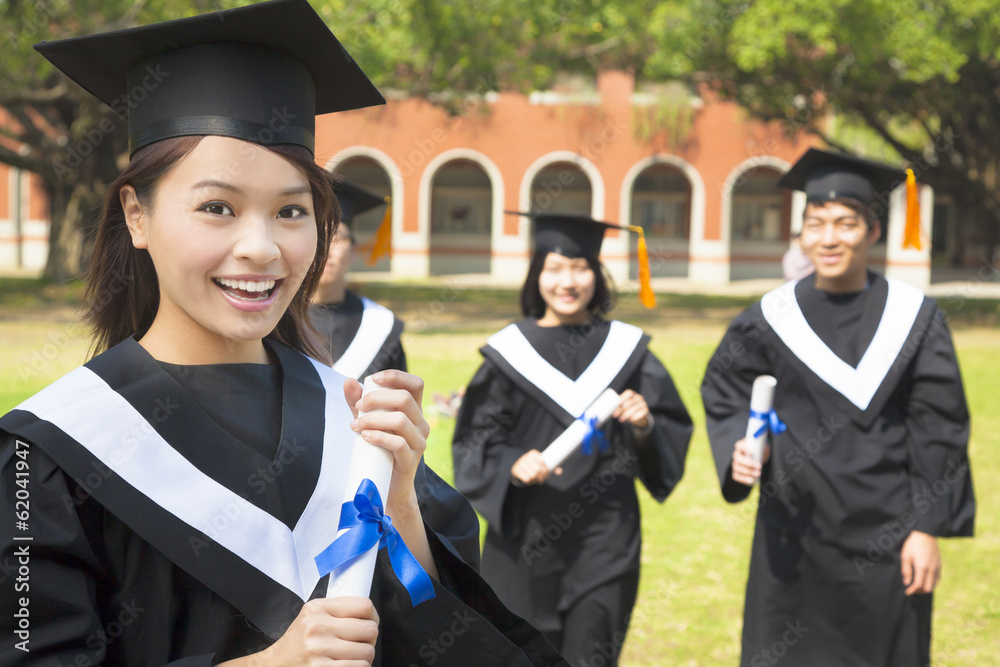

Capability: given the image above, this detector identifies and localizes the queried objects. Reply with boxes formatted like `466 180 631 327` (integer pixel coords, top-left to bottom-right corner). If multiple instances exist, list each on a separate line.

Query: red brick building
1 71 936 287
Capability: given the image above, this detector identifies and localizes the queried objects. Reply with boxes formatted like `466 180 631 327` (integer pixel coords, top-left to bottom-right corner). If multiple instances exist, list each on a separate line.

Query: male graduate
310 179 406 379
701 148 975 666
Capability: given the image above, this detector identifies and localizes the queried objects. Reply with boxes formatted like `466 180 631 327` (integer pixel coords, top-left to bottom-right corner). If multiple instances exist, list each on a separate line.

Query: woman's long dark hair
84 136 337 363
519 251 615 319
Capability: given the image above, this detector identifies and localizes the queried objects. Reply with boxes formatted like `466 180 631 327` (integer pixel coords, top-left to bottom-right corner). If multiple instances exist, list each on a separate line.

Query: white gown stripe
18 363 355 599
332 297 396 380
296 359 354 590
761 278 925 410
486 321 644 417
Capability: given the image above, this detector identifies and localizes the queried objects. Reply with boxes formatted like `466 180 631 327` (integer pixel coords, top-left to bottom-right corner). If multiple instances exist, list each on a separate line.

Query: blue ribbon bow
314 478 436 606
579 414 611 455
749 409 787 439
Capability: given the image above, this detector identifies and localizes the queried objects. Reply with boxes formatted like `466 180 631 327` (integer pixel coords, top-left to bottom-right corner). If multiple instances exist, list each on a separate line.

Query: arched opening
729 166 791 280
332 156 392 273
529 162 592 215
629 164 691 279
429 159 493 275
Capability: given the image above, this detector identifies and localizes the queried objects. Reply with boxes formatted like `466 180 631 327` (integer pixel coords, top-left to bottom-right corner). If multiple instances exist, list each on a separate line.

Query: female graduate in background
0 1 565 665
452 212 693 666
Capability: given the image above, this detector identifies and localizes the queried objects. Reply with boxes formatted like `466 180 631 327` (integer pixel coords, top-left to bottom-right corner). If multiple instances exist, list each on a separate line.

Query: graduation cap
333 180 388 226
34 0 385 156
333 179 393 266
778 147 924 248
507 211 656 307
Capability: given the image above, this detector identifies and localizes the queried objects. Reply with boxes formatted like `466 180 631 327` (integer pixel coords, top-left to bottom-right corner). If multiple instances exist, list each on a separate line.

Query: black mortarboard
511 211 616 259
34 0 384 156
333 180 388 226
777 147 906 207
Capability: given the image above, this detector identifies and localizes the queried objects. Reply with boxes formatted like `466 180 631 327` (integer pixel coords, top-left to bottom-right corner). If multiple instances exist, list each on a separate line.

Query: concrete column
884 183 933 289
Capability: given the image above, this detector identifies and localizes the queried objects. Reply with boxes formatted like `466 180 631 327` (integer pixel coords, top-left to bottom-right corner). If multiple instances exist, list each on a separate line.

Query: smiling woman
118 137 323 364
86 135 336 364
0 1 567 666
453 211 693 667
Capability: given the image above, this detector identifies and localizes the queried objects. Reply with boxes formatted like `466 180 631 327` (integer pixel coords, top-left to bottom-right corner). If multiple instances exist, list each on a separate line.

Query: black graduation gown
0 337 566 666
309 290 407 380
307 290 479 569
701 273 975 667
452 319 693 651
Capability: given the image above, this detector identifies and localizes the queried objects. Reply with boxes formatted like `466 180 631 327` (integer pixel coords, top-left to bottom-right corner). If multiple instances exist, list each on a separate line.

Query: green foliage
642 0 1000 250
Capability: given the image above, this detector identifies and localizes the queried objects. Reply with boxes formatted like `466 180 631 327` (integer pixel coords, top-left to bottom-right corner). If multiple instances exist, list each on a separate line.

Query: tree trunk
42 182 86 283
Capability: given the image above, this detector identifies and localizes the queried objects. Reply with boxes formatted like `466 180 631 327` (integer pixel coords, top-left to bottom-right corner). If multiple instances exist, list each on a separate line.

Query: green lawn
1 285 996 665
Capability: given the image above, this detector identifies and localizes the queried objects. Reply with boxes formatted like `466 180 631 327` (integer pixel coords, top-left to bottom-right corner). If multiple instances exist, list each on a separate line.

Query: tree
0 0 226 281
13 0 996 275
0 0 659 281
641 0 1000 264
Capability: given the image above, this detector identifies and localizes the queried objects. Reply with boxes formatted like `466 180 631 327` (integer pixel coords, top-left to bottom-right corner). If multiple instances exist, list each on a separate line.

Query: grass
1 279 997 665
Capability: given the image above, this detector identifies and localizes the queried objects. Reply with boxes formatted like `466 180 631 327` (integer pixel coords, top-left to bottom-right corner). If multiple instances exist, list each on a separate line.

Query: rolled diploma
326 376 394 598
744 375 778 470
540 388 621 471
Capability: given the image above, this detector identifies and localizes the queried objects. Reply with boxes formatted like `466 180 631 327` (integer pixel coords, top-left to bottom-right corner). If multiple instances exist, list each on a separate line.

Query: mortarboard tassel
903 169 923 250
365 198 393 266
628 225 656 308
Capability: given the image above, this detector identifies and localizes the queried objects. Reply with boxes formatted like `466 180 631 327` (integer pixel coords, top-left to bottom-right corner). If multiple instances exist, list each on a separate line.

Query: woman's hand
510 450 559 485
344 370 438 580
345 370 429 517
612 389 650 429
731 438 770 486
219 597 378 666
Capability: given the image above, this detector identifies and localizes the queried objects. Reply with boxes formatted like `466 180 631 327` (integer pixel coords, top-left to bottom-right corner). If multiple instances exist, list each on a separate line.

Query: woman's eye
278 205 308 219
199 201 233 216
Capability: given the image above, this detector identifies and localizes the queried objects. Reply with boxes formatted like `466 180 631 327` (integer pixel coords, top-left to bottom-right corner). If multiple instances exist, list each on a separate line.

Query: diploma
540 388 621 471
745 375 779 472
325 375 393 599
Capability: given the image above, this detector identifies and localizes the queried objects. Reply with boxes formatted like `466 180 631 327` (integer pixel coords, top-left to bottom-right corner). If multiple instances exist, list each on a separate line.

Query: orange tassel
629 225 656 308
903 169 922 250
365 200 392 266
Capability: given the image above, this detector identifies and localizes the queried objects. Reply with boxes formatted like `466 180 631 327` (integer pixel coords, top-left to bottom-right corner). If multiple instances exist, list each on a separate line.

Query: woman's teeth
214 277 277 301
216 278 276 292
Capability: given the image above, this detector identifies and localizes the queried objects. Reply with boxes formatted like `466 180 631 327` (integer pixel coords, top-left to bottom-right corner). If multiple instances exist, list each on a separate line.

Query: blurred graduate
310 180 406 379
311 179 481 569
452 212 693 666
0 1 567 664
701 148 976 666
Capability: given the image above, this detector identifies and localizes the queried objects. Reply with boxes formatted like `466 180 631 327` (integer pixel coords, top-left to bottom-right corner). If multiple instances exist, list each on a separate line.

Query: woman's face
538 251 596 323
122 135 318 361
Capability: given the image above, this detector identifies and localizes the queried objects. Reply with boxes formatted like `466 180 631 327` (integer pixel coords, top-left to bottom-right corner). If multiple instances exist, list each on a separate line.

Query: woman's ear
120 185 148 249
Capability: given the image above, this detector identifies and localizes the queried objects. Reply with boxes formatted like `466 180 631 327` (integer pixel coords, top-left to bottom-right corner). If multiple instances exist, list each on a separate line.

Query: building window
530 163 592 215
731 167 786 242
